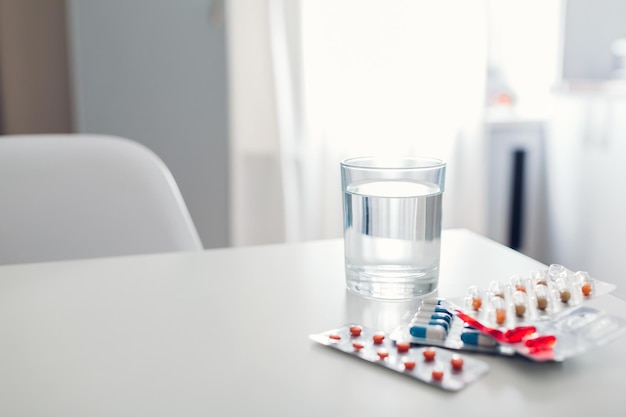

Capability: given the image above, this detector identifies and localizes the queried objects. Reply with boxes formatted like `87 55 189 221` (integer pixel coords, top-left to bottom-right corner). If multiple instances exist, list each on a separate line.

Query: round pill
403 360 416 370
352 342 364 351
329 334 341 341
450 354 464 370
431 367 444 381
512 290 528 317
576 271 593 297
491 296 507 325
510 274 527 293
377 349 389 360
536 296 548 311
349 325 362 336
495 308 506 325
396 341 410 353
555 277 571 303
423 348 436 361
466 286 483 311
531 270 548 286
372 333 385 344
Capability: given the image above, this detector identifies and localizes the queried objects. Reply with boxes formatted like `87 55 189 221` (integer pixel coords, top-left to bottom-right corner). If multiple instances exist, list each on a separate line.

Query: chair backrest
0 134 203 265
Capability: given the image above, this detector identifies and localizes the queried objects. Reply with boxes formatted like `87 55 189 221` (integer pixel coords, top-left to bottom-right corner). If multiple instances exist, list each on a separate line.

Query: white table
0 229 624 416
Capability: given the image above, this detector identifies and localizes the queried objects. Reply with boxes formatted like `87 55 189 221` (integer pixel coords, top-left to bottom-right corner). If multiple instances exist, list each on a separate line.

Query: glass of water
341 156 446 300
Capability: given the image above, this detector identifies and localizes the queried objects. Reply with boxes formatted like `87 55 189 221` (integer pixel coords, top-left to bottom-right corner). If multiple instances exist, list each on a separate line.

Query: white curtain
227 0 488 246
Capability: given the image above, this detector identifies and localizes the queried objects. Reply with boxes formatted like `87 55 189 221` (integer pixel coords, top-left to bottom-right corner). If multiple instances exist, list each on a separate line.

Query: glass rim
340 156 445 170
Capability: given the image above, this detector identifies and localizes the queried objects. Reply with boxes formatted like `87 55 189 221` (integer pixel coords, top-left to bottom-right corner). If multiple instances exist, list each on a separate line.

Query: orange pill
576 271 593 297
329 334 341 341
510 274 527 293
377 349 389 360
349 325 362 336
396 341 410 353
423 348 436 361
495 308 506 325
372 333 385 344
352 342 364 351
536 296 548 311
431 368 444 381
450 354 464 370
467 286 482 311
403 360 416 370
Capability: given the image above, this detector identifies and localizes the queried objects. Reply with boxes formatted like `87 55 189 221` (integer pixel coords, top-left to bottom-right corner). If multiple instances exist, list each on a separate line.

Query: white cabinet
485 116 548 263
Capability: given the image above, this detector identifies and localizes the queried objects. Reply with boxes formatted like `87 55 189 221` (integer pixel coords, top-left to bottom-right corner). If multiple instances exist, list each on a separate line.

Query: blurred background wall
0 0 229 249
2 0 626 298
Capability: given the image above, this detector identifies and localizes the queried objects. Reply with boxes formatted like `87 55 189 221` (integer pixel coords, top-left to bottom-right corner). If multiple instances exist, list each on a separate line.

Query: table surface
0 229 624 417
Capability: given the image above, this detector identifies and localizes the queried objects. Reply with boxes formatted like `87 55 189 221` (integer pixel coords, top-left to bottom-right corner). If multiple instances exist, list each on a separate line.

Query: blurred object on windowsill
486 65 517 108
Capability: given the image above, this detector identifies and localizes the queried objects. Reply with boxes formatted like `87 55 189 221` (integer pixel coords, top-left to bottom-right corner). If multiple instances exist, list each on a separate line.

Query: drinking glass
341 156 446 300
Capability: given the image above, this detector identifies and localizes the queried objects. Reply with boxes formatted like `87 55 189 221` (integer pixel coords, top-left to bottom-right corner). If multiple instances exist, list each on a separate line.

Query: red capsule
403 360 416 370
524 335 557 351
372 333 385 344
329 334 341 341
503 326 536 343
352 342 364 351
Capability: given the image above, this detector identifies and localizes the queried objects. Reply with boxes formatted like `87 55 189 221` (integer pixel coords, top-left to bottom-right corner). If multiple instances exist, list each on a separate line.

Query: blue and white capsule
415 311 452 324
421 298 444 306
460 330 497 347
410 317 450 332
418 305 453 317
409 324 447 340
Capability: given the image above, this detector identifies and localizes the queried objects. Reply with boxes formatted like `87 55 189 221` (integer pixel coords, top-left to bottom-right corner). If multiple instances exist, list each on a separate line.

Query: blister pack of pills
455 302 626 361
389 299 517 357
310 324 489 391
456 264 616 328
391 265 626 362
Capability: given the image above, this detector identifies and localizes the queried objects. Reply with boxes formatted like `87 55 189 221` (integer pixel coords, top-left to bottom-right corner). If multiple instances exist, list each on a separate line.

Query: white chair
0 134 203 265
